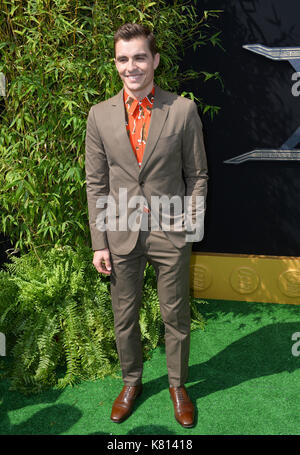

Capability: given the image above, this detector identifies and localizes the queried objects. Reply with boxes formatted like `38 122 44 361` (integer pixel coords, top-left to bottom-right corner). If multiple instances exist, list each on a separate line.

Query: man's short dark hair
114 23 157 57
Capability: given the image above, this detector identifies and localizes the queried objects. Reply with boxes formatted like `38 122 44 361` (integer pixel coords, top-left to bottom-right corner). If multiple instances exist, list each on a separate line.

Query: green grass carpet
1 299 300 435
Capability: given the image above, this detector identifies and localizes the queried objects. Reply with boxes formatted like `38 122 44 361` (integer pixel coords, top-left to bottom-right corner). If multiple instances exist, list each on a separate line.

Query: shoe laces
173 387 186 402
124 386 137 400
177 389 185 401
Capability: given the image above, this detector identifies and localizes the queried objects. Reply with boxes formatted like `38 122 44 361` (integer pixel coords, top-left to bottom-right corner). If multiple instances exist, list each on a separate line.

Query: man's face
114 36 160 99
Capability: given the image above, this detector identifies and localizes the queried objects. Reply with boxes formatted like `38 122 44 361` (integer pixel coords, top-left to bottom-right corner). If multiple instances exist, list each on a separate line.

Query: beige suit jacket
85 83 208 255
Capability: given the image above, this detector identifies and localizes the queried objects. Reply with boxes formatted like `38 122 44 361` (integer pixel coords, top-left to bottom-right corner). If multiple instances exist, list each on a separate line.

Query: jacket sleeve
182 100 209 239
85 105 110 251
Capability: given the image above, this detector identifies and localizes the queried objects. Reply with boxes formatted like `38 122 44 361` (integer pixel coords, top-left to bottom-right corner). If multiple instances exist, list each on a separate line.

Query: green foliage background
0 0 222 393
0 0 222 252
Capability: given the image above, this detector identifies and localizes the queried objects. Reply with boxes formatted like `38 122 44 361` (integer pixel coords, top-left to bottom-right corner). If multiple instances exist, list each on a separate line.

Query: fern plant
0 245 206 394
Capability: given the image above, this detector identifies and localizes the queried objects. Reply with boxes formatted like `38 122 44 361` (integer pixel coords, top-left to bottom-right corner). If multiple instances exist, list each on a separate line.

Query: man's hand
93 248 112 275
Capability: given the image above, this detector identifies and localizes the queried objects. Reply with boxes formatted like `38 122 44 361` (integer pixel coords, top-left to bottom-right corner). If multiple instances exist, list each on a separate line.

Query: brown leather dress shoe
169 386 195 428
110 385 142 423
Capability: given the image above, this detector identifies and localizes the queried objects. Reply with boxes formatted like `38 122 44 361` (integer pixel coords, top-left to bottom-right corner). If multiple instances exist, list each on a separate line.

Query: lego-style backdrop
188 0 300 256
188 0 300 304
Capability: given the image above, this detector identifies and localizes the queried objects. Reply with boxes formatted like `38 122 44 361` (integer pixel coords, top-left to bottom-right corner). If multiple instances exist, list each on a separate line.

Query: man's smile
126 74 143 80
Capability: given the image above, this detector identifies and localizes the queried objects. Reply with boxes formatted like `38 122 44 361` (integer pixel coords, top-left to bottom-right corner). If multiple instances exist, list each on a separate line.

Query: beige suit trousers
110 213 193 387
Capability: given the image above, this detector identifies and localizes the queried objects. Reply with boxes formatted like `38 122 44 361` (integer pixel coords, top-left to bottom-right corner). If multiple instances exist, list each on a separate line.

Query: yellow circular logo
190 265 212 291
278 270 300 297
230 266 260 294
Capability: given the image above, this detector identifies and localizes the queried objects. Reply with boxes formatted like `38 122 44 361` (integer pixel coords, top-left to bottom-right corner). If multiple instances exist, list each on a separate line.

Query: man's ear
154 53 160 70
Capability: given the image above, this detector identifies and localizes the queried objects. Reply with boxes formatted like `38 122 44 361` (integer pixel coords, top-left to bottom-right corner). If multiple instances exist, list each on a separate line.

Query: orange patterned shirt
124 86 155 168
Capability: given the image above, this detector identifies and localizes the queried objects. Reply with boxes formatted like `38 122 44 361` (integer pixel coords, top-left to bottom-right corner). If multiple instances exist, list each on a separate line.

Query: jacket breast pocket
156 132 181 152
155 133 181 160
157 132 180 142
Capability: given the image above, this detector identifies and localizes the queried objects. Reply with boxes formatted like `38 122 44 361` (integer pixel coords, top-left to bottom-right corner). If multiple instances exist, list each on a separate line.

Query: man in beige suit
85 23 208 428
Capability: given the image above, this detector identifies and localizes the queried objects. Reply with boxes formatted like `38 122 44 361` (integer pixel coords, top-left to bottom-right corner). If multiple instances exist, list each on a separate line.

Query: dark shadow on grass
141 321 300 404
197 299 300 324
88 425 176 435
126 425 176 435
0 378 82 435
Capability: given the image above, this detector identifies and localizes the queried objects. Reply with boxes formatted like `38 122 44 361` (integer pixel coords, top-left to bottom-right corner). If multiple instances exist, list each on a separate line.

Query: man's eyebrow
116 53 148 60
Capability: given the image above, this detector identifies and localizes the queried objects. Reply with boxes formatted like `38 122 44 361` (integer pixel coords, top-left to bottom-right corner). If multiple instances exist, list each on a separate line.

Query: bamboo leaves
0 0 217 252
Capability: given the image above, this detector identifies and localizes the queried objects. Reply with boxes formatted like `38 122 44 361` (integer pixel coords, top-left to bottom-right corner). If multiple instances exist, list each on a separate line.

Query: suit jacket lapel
109 88 140 180
109 83 170 180
139 84 169 174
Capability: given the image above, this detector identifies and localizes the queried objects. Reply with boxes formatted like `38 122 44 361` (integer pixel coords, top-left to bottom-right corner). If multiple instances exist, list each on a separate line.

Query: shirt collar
124 86 155 116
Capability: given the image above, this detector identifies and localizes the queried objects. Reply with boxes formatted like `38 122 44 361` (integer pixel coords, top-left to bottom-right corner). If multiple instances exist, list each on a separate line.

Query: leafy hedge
0 0 223 253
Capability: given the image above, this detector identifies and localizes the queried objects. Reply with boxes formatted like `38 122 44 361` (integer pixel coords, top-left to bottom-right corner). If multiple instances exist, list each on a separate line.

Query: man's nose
127 59 137 72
